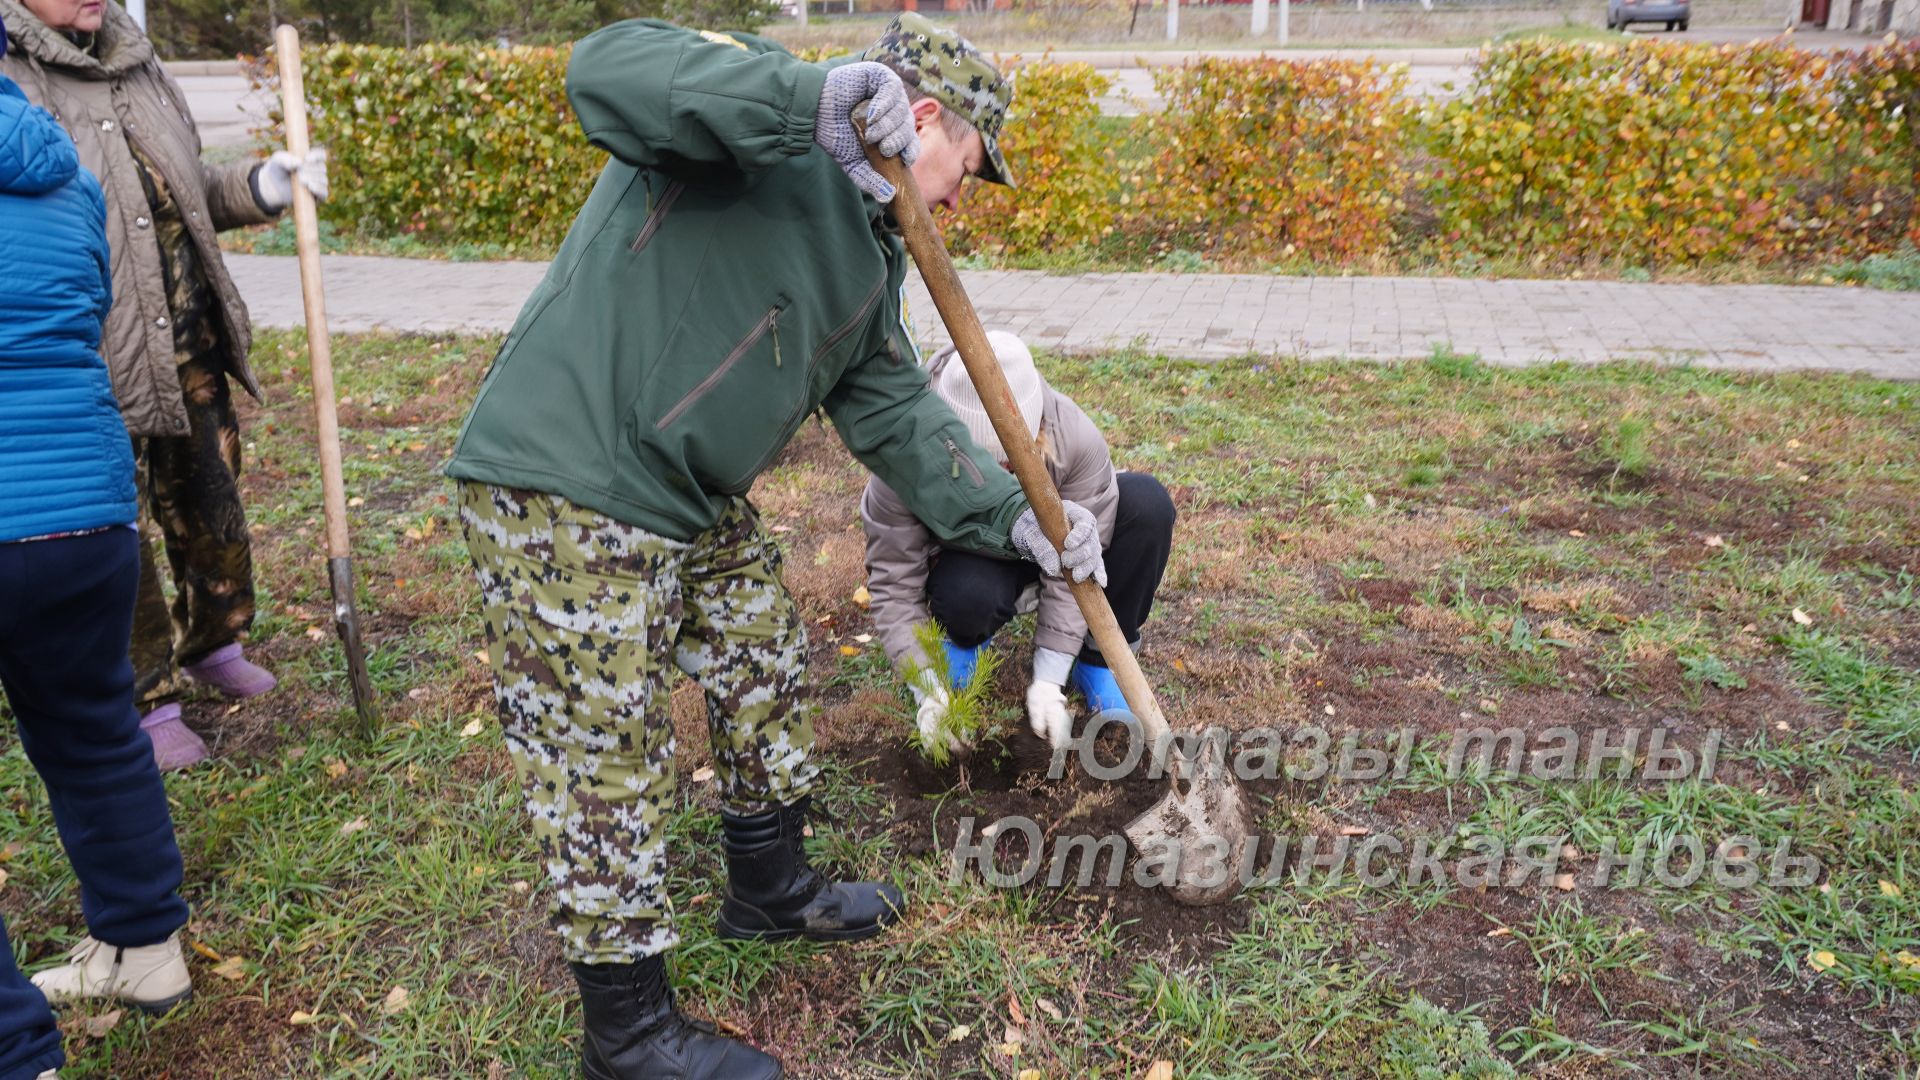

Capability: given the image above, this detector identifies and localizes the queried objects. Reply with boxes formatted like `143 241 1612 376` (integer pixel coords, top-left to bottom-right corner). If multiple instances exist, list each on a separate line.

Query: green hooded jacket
446 19 1026 556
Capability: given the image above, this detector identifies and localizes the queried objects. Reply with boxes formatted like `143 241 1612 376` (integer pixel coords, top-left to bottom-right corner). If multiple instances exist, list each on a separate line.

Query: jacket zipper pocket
657 300 787 430
944 437 986 488
810 277 887 367
629 180 685 253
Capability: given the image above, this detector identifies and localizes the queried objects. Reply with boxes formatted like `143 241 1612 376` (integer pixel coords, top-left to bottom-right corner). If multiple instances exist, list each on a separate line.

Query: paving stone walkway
226 254 1920 379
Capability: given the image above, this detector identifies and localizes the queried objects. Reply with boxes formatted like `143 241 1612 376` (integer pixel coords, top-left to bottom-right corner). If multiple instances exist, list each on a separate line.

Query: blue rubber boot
1071 660 1134 718
942 638 990 692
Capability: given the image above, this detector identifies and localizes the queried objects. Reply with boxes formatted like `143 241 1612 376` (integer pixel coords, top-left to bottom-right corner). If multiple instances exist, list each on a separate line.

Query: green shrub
277 42 600 252
1144 57 1411 262
1420 39 1920 265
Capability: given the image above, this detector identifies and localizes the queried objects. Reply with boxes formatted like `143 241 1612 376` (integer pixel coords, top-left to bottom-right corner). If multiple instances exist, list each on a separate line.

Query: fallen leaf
340 817 370 836
305 626 328 641
404 528 423 541
946 1023 972 1044
1809 949 1839 972
1880 880 1902 898
347 496 365 508
1896 950 1919 970
839 645 861 656
381 985 411 1016
1568 529 1586 537
851 585 871 606
190 940 224 962
853 633 873 644
1704 534 1725 547
472 649 490 664
690 766 716 784
1018 1071 1044 1080
1792 608 1814 625
325 759 349 779
687 892 712 906
0 867 8 890
407 687 430 701
460 718 485 738
289 1010 319 1025
1035 997 1064 1022
83 1009 123 1038
1560 843 1580 860
1338 825 1370 836
1487 926 1513 938
1323 704 1336 716
211 955 247 981
1007 993 1027 1026
1146 1062 1175 1080
510 880 531 894
1786 438 1802 449
1553 872 1576 892
1362 493 1377 508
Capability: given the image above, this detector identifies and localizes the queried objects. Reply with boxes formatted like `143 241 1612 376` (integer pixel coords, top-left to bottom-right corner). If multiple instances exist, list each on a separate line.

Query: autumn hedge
271 38 1920 266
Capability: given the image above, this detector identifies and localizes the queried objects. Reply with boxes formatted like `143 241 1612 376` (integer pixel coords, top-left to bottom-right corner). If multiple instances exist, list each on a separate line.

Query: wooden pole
275 24 378 733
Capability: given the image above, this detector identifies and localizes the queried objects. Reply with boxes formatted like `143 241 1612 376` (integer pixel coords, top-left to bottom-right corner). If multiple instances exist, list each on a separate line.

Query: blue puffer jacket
0 73 134 544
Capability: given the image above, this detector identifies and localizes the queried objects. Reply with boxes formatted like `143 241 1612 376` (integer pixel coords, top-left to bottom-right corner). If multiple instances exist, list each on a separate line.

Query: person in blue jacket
0 17 196 1078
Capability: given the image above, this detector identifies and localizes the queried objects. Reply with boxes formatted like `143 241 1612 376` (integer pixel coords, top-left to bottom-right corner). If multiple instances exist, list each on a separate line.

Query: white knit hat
933 331 1044 463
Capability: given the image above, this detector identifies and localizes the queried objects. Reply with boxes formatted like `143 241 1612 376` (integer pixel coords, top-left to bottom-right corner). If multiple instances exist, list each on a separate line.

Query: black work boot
717 794 904 942
572 955 782 1080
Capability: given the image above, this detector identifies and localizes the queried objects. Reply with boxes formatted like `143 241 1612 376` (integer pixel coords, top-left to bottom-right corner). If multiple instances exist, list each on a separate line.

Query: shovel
857 124 1253 906
275 25 379 733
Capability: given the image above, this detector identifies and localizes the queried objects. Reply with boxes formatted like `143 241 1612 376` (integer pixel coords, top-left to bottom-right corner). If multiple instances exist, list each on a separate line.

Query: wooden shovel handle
856 125 1170 745
273 25 350 562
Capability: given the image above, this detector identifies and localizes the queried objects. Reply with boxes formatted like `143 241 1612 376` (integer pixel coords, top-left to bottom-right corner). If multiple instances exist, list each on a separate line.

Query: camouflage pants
131 351 256 709
458 482 815 963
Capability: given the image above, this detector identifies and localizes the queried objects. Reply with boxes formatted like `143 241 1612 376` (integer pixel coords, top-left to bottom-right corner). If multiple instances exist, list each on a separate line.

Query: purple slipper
182 643 277 699
140 704 208 772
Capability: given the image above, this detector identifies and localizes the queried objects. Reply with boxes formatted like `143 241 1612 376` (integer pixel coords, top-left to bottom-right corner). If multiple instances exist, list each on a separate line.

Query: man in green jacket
446 14 1106 1079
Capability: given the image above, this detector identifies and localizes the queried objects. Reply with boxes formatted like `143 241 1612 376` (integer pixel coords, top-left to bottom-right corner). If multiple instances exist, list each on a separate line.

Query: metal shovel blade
1123 748 1256 907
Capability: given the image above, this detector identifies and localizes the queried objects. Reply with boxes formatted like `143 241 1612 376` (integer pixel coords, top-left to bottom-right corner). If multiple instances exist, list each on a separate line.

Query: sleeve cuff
1032 647 1075 687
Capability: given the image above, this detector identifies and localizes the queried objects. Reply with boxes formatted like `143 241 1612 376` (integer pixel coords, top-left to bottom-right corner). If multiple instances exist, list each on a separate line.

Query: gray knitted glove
814 61 921 202
1012 501 1107 587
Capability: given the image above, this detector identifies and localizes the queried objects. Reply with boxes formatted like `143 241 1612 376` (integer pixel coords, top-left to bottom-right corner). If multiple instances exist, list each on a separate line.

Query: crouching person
444 14 1106 1079
0 42 192 1080
862 331 1177 752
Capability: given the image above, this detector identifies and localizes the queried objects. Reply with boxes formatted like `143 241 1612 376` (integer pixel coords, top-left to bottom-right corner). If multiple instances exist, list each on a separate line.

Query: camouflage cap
861 12 1015 187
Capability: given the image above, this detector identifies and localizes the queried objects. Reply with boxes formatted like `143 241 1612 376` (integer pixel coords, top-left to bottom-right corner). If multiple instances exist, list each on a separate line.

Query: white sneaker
31 933 192 1015
37 1071 58 1079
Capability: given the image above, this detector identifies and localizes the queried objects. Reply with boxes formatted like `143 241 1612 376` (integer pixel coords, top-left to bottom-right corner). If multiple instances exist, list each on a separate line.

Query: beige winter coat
861 347 1120 668
0 0 272 438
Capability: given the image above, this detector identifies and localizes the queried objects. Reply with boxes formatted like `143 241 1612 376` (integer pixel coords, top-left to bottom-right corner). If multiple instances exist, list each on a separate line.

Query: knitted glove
254 147 329 212
910 669 964 755
1012 501 1107 586
1026 680 1071 749
814 61 920 202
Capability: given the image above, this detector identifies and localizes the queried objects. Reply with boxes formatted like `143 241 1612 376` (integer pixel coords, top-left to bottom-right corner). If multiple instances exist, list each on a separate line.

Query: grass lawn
3 334 1916 1077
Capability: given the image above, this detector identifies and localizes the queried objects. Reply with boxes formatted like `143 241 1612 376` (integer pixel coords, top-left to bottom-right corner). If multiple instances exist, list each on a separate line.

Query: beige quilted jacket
0 0 273 437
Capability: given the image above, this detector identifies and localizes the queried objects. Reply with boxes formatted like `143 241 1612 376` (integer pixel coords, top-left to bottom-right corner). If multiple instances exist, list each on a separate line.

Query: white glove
1011 501 1107 586
1026 680 1071 749
814 61 920 203
911 670 964 755
255 147 330 212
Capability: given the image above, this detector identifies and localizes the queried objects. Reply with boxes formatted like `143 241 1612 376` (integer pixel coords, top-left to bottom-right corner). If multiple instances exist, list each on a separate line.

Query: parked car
1608 0 1690 30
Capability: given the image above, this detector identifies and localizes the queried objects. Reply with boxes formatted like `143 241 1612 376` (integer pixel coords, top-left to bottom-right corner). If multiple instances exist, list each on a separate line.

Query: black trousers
0 529 193 1080
926 472 1176 667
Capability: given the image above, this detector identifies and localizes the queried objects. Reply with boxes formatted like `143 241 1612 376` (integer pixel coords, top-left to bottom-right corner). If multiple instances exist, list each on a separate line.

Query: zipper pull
945 438 961 479
771 310 782 369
